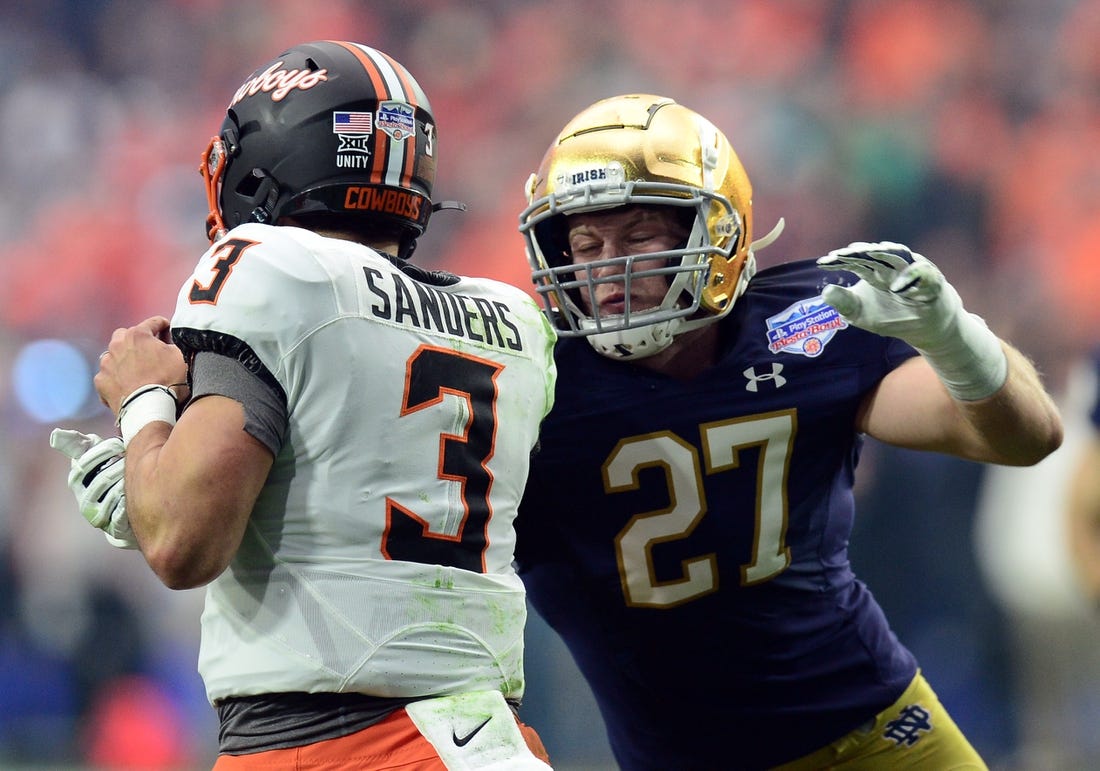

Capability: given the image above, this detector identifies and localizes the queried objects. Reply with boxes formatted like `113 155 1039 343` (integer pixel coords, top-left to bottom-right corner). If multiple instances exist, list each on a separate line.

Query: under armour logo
883 704 932 747
743 364 786 392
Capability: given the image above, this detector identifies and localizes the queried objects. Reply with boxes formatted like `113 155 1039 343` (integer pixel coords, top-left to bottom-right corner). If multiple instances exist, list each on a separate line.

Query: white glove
818 241 1007 401
49 429 138 549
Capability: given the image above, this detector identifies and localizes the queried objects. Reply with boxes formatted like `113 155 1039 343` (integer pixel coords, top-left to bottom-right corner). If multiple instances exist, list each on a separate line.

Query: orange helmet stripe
327 40 424 189
328 41 394 182
329 39 391 98
375 48 422 185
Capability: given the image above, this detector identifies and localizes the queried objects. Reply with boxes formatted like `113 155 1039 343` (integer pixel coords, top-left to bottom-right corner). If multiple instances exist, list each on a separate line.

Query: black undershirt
216 692 420 753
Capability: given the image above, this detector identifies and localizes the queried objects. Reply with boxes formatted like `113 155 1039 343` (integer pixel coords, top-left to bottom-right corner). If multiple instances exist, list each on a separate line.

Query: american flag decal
329 41 429 191
333 111 373 133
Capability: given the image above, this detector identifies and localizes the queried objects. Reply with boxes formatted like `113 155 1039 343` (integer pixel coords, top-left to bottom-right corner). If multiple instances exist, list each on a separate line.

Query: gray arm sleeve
187 351 288 456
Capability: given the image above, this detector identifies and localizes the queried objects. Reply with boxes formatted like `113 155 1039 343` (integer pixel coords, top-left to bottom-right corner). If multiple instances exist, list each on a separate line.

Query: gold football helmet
520 94 781 359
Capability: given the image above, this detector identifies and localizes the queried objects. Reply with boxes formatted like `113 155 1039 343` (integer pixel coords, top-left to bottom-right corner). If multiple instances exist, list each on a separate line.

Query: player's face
565 206 688 317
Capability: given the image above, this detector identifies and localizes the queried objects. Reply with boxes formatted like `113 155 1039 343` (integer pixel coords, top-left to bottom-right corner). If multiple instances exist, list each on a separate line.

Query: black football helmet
201 41 438 258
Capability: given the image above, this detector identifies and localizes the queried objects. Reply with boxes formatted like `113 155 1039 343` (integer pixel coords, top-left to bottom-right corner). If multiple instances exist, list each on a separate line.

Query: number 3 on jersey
609 409 795 608
382 345 503 573
189 238 258 305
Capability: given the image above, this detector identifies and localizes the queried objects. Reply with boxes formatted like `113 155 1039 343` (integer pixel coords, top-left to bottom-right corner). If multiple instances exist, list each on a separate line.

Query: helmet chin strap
246 171 281 226
397 200 467 260
583 315 683 360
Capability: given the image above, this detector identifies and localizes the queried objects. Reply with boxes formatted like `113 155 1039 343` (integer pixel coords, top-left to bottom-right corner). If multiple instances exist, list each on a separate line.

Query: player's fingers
49 428 100 460
889 260 943 300
818 253 879 281
135 316 172 341
821 283 861 320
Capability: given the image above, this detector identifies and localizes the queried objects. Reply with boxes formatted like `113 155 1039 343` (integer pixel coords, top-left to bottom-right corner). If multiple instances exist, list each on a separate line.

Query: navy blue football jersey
517 259 922 770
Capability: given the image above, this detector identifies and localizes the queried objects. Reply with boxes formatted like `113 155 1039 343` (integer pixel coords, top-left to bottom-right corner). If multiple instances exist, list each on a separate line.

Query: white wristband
917 311 1008 402
118 385 178 447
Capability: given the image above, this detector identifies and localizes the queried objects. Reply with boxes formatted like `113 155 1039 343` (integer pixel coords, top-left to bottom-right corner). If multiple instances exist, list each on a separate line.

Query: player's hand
95 316 186 415
49 429 138 549
816 241 960 350
818 241 1008 401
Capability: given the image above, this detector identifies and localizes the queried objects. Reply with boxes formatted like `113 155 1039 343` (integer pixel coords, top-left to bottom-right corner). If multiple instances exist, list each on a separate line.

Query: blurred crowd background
2 0 1100 768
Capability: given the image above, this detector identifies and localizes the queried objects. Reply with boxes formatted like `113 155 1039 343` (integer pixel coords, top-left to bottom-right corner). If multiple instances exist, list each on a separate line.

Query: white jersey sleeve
170 223 557 703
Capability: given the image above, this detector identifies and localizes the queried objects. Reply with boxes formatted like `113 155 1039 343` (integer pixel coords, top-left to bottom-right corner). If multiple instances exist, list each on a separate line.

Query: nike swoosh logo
452 716 492 747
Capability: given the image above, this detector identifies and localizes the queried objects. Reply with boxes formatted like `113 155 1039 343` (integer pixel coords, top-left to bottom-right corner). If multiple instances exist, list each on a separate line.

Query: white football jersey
170 224 557 704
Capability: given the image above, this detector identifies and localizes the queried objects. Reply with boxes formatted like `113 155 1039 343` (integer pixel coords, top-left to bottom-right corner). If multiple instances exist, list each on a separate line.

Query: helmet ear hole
223 168 280 227
235 169 266 198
